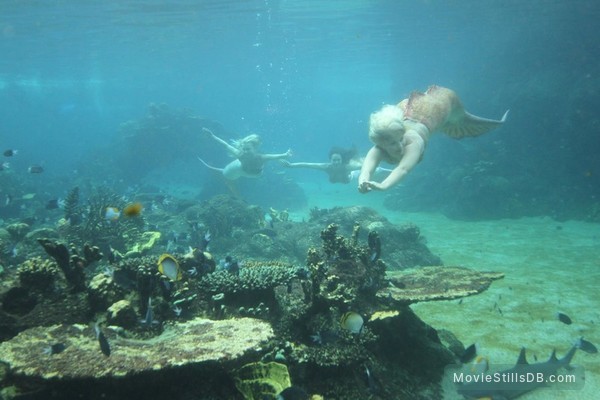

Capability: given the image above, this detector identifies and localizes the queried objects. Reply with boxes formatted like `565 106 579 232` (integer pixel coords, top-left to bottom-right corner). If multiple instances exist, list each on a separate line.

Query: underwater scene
0 1 599 399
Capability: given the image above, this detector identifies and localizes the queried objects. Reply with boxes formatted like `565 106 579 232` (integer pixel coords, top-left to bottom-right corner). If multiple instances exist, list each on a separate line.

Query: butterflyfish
157 253 182 281
123 202 143 217
340 311 364 334
105 207 120 221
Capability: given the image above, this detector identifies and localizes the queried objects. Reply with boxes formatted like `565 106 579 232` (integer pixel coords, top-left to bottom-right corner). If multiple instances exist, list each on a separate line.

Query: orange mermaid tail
400 85 508 138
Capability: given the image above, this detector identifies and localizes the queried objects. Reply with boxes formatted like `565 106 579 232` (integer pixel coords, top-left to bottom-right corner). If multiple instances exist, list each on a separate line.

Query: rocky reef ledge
0 317 272 379
378 266 505 306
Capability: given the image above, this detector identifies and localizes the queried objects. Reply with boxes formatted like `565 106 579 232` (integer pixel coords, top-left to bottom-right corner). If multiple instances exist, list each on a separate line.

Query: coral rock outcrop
0 317 273 379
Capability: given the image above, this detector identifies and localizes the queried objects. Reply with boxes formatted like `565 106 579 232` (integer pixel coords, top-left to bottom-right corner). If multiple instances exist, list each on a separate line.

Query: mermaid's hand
358 180 386 193
201 127 215 137
358 180 371 193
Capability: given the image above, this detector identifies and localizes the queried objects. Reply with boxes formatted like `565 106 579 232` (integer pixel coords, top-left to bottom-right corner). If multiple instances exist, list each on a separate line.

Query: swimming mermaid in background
199 128 292 180
358 85 509 193
281 146 391 184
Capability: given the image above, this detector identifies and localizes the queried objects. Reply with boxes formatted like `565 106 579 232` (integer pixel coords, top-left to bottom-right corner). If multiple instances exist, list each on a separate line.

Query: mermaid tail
198 157 242 197
401 85 508 139
443 109 509 139
197 157 224 173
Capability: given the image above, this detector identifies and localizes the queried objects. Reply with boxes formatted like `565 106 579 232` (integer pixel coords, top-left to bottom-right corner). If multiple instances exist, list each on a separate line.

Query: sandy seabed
294 181 600 400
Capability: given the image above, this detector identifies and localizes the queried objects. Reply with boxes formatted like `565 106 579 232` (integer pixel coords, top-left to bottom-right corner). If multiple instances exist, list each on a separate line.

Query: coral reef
0 200 504 399
233 361 291 400
199 261 306 294
16 257 59 292
107 300 138 329
0 285 91 343
5 223 30 242
307 223 387 309
87 274 126 312
378 266 505 306
0 317 273 379
37 239 101 293
191 195 263 238
0 228 11 265
123 231 161 258
59 187 146 253
298 206 442 268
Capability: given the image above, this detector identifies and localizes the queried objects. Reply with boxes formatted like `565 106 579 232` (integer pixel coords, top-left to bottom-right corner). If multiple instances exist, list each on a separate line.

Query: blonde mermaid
359 85 508 193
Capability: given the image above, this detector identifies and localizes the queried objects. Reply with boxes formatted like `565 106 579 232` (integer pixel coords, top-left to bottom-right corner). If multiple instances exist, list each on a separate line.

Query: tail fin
443 109 509 139
197 157 224 173
559 344 578 367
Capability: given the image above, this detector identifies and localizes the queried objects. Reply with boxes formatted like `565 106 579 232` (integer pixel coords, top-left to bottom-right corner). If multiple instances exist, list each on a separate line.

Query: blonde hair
368 105 405 142
231 134 261 156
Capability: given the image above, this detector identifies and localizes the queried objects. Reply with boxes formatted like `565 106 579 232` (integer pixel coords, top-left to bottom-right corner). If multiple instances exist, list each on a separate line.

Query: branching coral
198 261 306 294
309 224 387 308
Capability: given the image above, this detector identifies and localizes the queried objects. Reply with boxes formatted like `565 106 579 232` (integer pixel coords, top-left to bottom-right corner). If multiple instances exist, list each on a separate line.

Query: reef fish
3 149 17 157
122 202 143 217
556 312 572 325
105 207 120 221
43 342 66 355
576 337 598 354
340 311 364 334
45 198 63 210
94 323 111 357
367 231 381 262
157 253 182 281
28 165 44 174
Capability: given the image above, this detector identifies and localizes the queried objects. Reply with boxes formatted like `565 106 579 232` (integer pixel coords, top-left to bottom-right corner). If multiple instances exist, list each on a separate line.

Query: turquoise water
1 1 599 398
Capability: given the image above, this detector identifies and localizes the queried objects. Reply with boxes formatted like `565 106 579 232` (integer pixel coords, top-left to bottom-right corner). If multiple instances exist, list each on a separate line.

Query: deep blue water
1 0 599 218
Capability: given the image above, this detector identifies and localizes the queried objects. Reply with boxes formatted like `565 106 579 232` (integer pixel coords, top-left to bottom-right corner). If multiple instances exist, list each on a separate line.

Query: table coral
377 266 504 305
0 317 273 379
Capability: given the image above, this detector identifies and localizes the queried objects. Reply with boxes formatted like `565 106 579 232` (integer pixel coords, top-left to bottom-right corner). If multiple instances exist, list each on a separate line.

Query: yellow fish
157 253 182 281
123 202 143 217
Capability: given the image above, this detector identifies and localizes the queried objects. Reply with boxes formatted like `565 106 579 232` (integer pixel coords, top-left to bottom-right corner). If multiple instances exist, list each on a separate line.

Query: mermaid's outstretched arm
202 128 238 154
262 149 293 160
281 160 329 170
